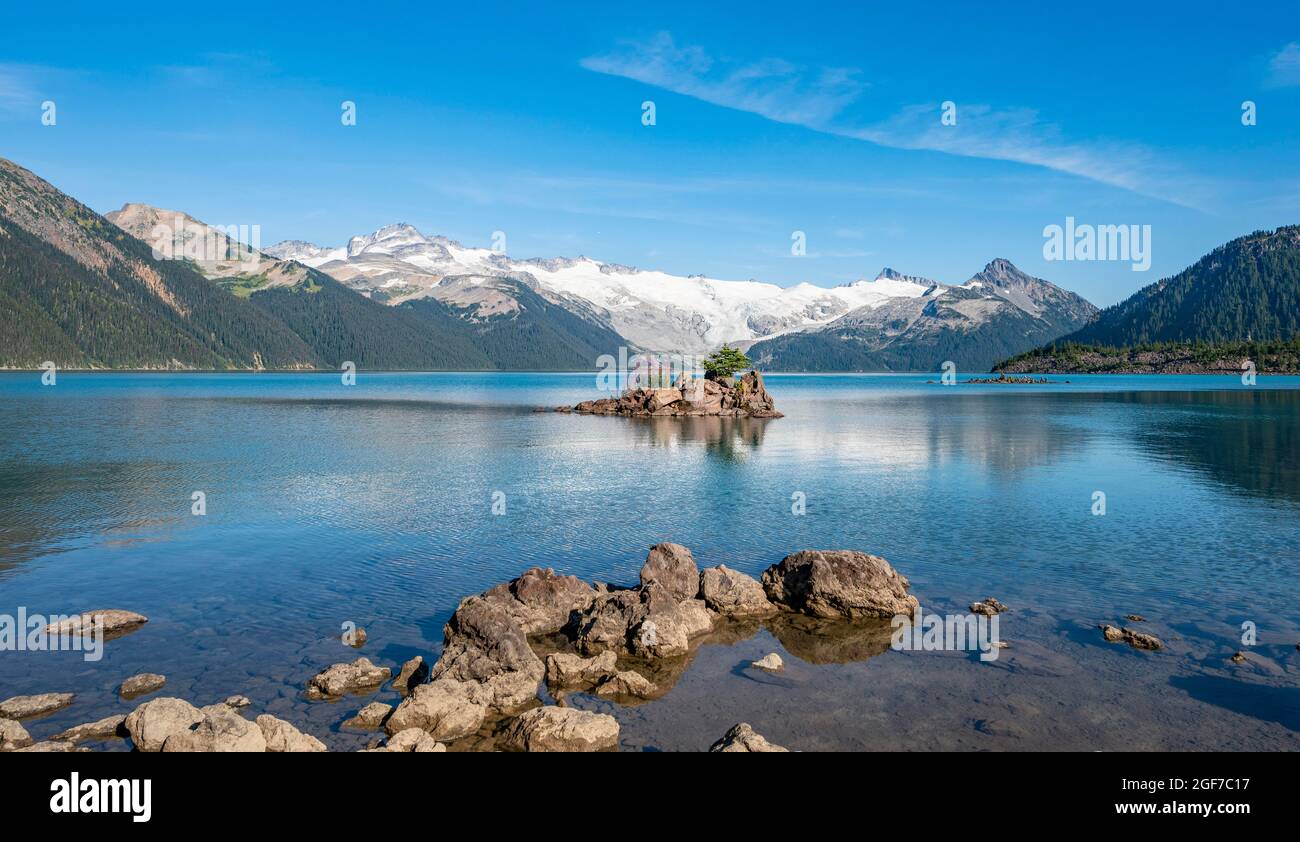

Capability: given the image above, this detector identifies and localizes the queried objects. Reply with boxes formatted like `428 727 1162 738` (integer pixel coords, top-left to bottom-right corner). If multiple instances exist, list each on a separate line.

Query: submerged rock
762 550 918 619
306 657 392 699
500 706 619 752
751 653 784 671
700 565 776 617
50 714 127 744
257 714 327 752
0 718 32 751
0 692 75 720
708 722 788 752
544 650 618 687
1099 625 1163 651
119 673 166 699
125 697 205 752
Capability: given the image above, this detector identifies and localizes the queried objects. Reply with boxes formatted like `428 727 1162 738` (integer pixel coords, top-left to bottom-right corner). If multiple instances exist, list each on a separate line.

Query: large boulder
161 705 266 752
761 550 918 619
0 718 32 751
306 657 392 699
699 565 776 617
574 583 715 658
708 722 788 752
124 697 205 752
544 650 618 687
429 597 543 713
0 692 74 719
480 567 598 635
500 706 619 752
256 715 327 752
640 543 699 601
384 679 489 742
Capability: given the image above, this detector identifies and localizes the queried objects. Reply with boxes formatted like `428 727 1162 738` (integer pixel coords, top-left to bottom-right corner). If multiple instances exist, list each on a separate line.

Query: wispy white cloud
1266 41 1300 87
582 33 1205 209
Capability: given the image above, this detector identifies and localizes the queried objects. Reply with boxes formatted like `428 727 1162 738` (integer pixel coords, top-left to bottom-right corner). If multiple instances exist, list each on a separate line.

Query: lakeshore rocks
429 597 545 713
43 609 148 638
751 653 784 671
257 714 327 752
762 550 918 619
162 705 266 752
700 565 776 617
345 702 393 730
223 695 251 709
1099 624 1163 651
15 740 84 752
125 697 205 752
384 679 489 741
374 728 446 752
0 692 75 720
640 542 700 601
570 369 783 418
708 722 788 753
500 706 619 752
594 670 657 700
0 718 32 751
575 582 715 658
970 598 1009 616
306 657 392 699
51 715 127 743
544 650 618 687
119 673 166 699
391 656 429 695
480 567 598 635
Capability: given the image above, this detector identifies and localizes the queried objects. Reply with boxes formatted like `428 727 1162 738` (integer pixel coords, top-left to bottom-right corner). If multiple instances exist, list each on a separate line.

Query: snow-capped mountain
267 224 939 354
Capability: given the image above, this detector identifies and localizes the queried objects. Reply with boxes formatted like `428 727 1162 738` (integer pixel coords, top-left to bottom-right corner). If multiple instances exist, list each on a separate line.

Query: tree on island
702 344 752 380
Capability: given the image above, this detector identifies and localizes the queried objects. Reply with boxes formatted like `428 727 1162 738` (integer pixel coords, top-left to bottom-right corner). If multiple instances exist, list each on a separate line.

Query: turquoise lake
1 372 1297 750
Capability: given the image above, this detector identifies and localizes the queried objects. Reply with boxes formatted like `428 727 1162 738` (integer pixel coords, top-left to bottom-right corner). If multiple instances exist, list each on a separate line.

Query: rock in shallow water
391 656 429 695
969 597 1009 616
43 609 148 638
306 657 392 699
500 706 619 752
125 697 204 752
344 702 393 730
594 670 657 699
256 714 327 752
700 565 776 617
385 679 489 741
708 722 788 752
751 653 784 671
762 550 918 619
0 718 33 751
51 715 127 744
119 673 166 699
0 692 75 720
544 650 618 687
1099 624 1163 650
640 542 700 602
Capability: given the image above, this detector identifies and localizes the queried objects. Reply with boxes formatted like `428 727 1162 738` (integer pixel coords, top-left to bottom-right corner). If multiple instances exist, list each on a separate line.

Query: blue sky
1 1 1298 306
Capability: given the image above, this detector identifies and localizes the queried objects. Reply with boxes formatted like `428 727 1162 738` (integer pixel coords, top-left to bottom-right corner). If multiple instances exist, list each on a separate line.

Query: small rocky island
560 369 783 418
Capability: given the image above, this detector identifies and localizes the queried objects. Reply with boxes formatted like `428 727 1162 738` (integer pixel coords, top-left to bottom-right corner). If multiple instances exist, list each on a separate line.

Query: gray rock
50 714 127 743
594 670 657 700
124 697 205 752
371 728 445 752
480 567 598 635
0 718 32 751
119 673 167 699
306 657 392 699
575 583 715 658
500 706 619 752
708 722 788 752
223 695 251 709
762 550 918 619
428 597 543 713
544 651 618 687
640 543 700 601
700 565 776 617
0 692 75 720
43 609 148 638
256 714 327 752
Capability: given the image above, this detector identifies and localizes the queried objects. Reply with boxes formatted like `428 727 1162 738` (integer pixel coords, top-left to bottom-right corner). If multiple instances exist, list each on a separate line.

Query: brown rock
500 706 619 752
0 692 75 720
762 550 918 619
50 715 127 744
708 722 788 752
1099 624 1163 650
373 728 446 752
384 679 489 741
970 597 1009 616
428 597 544 713
306 657 392 699
544 651 618 687
390 656 429 695
480 567 598 635
124 697 205 752
640 543 700 601
256 714 327 752
43 609 148 638
162 705 267 752
344 702 393 730
0 718 32 751
594 670 657 700
700 565 776 617
119 673 167 699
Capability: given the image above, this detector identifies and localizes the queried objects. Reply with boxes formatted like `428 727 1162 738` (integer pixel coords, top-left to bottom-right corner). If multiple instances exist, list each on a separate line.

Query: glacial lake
1 372 1297 751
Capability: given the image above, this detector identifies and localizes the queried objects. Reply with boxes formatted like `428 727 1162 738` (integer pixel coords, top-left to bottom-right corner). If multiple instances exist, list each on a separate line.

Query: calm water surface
1 372 1297 750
